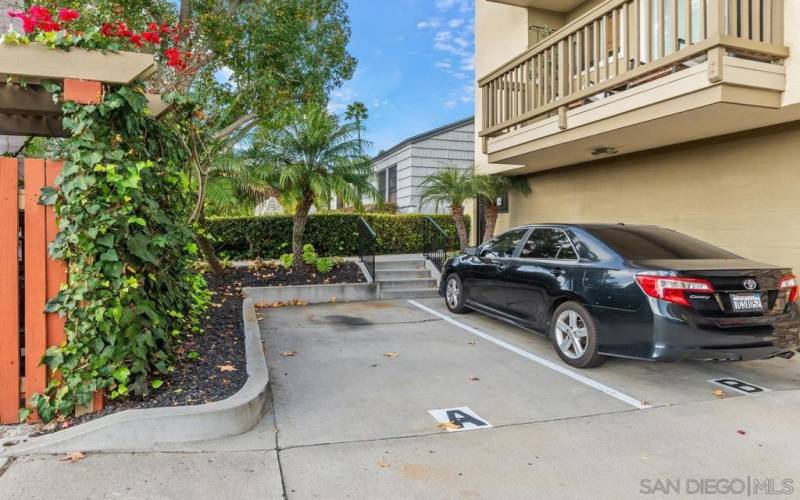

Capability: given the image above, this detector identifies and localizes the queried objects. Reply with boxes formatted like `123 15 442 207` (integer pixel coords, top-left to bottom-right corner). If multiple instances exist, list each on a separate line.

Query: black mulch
31 261 364 435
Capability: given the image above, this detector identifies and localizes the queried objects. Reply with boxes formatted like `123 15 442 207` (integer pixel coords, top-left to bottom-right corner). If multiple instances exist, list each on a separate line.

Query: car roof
505 223 662 231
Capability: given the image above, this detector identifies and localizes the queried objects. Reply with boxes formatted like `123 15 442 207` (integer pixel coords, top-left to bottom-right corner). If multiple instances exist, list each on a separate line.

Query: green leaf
112 366 130 384
99 248 119 262
151 379 164 389
39 186 58 206
127 234 158 264
18 407 32 422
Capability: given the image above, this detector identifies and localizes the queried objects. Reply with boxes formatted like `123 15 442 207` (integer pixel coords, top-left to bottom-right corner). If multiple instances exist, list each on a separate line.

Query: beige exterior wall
490 123 800 271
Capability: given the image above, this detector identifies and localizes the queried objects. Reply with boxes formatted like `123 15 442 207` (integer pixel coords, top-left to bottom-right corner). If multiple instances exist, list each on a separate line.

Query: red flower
147 22 158 32
129 33 143 47
115 22 132 38
57 8 80 22
28 5 52 22
100 22 115 37
141 31 161 44
37 19 61 32
160 23 171 34
164 47 187 70
8 10 37 33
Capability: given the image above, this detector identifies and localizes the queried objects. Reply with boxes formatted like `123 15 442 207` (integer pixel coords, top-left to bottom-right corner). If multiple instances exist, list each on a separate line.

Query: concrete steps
374 256 439 300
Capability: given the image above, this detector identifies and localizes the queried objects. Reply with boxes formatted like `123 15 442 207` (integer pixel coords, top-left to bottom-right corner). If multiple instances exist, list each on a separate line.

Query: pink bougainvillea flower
57 8 80 22
147 22 158 32
160 23 171 34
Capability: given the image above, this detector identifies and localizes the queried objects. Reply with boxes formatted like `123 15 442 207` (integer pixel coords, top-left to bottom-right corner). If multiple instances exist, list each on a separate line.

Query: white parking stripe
407 300 652 410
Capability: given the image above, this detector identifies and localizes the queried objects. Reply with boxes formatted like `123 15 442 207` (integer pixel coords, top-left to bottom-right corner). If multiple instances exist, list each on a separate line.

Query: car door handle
550 268 566 277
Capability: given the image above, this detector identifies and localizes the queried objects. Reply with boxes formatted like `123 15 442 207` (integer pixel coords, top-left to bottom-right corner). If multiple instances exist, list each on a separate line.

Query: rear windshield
587 226 739 260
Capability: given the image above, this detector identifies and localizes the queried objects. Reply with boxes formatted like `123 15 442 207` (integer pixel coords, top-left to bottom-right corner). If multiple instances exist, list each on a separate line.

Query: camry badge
743 279 758 290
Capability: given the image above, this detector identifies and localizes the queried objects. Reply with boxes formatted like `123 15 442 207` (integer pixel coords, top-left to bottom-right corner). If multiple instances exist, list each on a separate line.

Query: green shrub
278 244 339 274
208 213 469 260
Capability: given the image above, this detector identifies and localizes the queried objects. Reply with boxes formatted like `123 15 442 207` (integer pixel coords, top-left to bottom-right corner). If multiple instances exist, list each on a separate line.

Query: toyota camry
439 224 800 368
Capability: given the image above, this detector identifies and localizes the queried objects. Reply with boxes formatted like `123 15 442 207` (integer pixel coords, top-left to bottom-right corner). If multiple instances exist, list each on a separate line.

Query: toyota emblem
743 279 758 290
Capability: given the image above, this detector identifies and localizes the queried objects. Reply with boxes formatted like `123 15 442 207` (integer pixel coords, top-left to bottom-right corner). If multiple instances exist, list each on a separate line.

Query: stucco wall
489 123 800 271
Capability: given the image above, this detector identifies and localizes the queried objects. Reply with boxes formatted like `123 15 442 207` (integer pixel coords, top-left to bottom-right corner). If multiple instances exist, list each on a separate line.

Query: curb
3 298 268 455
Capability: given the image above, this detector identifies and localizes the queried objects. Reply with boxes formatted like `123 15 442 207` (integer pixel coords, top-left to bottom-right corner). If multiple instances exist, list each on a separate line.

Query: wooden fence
0 157 101 424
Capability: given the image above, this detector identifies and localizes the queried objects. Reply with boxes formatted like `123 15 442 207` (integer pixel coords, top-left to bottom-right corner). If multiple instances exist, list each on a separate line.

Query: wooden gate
0 157 90 423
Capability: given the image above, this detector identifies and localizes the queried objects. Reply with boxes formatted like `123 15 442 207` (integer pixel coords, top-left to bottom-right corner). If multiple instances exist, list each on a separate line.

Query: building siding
373 120 474 214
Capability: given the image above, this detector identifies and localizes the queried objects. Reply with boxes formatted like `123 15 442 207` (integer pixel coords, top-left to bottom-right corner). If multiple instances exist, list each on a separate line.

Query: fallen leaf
377 459 390 468
737 429 747 435
712 389 726 399
468 340 476 345
61 451 85 463
468 376 480 382
330 296 337 304
217 364 237 372
383 352 399 358
280 351 297 357
437 422 461 431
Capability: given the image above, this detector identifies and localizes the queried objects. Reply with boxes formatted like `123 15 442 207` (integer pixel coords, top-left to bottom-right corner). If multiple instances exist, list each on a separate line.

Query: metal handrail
357 217 377 281
422 216 449 272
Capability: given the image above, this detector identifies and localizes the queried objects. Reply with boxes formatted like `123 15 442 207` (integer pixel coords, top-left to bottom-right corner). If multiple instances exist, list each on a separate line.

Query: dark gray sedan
439 224 800 368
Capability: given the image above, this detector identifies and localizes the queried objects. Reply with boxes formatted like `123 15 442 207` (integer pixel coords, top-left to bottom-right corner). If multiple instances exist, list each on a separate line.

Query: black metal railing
357 217 377 281
422 216 449 272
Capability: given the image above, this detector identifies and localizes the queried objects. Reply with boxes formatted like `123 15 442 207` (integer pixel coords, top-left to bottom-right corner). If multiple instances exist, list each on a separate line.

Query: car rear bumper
593 304 800 362
649 307 800 361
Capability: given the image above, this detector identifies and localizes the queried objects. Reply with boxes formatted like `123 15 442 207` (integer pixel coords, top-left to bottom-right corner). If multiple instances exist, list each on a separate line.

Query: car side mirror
463 246 477 256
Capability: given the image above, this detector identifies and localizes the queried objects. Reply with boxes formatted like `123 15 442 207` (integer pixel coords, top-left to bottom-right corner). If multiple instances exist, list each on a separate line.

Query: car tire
444 274 470 314
550 302 606 369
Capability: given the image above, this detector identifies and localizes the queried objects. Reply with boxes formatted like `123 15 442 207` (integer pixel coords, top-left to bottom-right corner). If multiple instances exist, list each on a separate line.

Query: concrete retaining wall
243 283 379 305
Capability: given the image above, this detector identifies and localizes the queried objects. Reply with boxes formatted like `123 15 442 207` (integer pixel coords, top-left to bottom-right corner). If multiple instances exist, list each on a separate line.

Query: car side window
480 229 528 258
520 229 577 260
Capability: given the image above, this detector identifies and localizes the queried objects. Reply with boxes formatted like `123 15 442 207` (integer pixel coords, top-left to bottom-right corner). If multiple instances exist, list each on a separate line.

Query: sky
331 0 475 155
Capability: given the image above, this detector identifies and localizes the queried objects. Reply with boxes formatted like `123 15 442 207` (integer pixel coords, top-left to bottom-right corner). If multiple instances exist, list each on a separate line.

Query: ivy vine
23 83 209 422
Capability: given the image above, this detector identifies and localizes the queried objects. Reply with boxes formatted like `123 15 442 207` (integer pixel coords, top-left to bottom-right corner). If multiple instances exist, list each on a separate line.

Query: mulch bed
27 261 364 436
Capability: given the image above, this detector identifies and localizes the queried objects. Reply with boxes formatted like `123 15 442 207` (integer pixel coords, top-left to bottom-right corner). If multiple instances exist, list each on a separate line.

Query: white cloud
328 87 356 113
435 61 452 69
417 19 441 29
448 18 465 28
444 100 457 108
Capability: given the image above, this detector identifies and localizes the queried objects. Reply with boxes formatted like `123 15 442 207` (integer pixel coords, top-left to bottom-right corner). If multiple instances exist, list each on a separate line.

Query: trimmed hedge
207 213 470 259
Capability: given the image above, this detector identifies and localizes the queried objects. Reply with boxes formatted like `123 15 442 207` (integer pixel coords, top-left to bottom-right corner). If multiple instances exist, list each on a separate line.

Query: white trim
407 300 651 410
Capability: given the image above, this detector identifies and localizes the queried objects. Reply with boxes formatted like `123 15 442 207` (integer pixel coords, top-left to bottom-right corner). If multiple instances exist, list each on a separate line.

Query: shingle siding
372 118 474 214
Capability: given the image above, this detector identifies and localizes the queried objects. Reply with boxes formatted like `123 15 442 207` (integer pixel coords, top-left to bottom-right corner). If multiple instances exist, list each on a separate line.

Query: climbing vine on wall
22 83 209 422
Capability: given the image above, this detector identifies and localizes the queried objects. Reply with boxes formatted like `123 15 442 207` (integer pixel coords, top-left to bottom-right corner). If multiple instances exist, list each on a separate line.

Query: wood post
0 158 20 424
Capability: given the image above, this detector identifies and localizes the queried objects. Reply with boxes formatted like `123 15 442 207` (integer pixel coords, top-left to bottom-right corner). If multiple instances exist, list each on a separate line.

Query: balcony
478 0 791 174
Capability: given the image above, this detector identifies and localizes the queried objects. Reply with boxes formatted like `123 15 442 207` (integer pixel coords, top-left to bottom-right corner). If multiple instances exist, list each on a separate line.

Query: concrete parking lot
264 298 800 499
2 298 799 499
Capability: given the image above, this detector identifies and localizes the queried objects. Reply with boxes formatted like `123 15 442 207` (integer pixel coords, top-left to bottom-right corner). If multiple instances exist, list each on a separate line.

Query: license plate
730 293 762 312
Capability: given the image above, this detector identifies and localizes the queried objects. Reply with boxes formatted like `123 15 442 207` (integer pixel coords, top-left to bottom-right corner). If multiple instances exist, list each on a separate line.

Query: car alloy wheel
554 309 588 360
446 277 461 309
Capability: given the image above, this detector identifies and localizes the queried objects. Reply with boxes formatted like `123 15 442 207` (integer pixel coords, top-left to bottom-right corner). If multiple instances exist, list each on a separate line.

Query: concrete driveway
2 297 799 499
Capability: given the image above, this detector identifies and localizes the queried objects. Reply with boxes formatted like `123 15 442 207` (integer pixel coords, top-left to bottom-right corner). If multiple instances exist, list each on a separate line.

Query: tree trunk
196 213 225 276
292 195 314 270
451 205 469 251
482 201 499 242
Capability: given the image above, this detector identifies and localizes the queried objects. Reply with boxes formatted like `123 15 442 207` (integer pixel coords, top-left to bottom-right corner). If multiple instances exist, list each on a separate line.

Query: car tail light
780 274 798 303
635 273 715 307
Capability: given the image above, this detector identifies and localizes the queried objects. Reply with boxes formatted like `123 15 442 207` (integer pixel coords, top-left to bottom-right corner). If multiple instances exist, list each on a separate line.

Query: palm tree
473 174 531 242
418 167 474 250
344 101 369 149
248 103 377 269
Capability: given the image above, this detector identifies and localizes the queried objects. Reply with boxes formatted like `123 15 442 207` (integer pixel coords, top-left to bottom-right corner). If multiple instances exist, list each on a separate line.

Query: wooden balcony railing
478 0 788 139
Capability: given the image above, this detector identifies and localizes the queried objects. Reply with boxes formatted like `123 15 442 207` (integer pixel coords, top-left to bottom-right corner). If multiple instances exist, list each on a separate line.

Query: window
586 226 738 260
388 166 397 203
480 228 528 259
520 228 577 260
377 170 386 201
497 191 509 213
